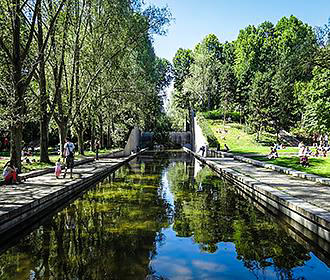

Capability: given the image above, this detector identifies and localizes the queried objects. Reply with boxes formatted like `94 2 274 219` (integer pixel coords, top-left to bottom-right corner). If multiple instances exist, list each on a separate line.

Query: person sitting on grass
267 147 278 160
2 161 18 184
322 146 328 157
299 146 309 167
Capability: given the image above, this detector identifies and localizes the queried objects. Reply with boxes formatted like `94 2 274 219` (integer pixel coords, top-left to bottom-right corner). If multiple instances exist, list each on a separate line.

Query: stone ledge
0 149 143 235
183 148 330 242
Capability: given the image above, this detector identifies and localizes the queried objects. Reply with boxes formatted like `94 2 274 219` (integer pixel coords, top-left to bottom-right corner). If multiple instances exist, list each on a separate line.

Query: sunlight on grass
255 156 330 178
209 120 298 155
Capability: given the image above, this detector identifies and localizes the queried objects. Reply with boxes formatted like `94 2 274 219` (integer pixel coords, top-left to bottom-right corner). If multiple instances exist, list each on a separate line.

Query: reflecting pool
0 151 329 279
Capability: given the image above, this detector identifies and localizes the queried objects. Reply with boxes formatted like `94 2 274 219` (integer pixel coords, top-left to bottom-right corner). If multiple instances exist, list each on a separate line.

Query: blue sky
145 0 330 62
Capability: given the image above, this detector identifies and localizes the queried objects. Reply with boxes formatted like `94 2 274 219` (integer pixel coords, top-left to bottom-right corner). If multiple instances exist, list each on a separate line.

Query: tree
183 34 222 111
295 67 330 134
0 0 64 169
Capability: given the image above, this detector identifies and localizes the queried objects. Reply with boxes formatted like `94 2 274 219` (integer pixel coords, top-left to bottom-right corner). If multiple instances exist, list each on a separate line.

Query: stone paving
212 157 330 212
0 157 129 224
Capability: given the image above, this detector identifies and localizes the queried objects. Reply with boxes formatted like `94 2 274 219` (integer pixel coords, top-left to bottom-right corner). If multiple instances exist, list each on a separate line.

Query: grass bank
254 156 330 178
203 118 330 178
207 119 298 155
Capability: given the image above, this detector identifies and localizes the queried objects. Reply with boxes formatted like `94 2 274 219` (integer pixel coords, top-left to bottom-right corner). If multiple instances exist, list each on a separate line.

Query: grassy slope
208 119 330 178
208 120 298 154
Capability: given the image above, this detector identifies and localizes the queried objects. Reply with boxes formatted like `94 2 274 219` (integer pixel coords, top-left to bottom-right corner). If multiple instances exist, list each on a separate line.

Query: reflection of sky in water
152 163 330 280
161 164 175 207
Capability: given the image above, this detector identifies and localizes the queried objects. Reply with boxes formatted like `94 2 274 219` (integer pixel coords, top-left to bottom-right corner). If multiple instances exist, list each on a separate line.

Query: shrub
202 110 241 122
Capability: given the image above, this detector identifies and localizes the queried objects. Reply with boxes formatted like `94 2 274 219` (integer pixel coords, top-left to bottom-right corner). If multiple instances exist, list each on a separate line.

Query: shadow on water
0 150 328 280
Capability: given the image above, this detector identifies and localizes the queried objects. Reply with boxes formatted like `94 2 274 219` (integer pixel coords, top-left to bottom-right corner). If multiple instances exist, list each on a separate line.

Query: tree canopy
171 15 329 138
0 0 173 167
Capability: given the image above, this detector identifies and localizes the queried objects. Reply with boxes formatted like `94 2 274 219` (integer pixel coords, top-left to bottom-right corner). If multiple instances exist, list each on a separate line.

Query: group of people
298 141 328 167
54 137 75 179
312 134 329 147
2 138 76 185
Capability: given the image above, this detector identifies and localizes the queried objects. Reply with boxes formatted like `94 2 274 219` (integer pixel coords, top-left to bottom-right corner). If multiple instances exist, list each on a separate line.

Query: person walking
95 140 100 160
55 158 62 179
63 137 75 179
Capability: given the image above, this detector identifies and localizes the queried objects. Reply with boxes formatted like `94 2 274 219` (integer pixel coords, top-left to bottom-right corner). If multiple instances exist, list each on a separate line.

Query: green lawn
254 156 330 178
205 119 330 178
208 120 298 155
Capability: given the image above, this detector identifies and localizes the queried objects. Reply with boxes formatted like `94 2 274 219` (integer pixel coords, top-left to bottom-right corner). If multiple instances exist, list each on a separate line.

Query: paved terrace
211 157 330 212
186 148 330 244
0 154 139 234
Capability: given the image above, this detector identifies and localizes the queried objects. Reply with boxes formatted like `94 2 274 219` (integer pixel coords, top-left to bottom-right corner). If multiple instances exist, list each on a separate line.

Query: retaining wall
0 150 144 236
184 148 330 245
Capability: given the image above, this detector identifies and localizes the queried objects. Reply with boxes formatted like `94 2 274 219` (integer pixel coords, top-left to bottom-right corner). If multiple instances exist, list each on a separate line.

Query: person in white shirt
324 134 329 147
63 137 75 179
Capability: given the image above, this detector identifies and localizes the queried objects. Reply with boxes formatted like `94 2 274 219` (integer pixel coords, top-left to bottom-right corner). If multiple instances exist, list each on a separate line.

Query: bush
197 114 218 147
202 110 241 122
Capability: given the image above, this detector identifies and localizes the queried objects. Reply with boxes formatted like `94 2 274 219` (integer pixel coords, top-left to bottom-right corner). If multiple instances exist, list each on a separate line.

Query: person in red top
3 137 9 151
2 161 18 184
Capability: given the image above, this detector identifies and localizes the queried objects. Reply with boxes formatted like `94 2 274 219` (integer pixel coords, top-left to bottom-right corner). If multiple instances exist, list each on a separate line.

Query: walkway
212 157 330 212
185 147 330 243
0 154 138 234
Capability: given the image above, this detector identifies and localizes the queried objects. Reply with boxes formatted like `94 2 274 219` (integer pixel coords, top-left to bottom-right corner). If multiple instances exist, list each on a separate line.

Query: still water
0 151 329 280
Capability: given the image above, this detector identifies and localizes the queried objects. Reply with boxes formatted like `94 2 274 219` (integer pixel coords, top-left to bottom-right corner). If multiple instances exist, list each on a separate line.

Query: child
2 161 18 184
55 158 62 179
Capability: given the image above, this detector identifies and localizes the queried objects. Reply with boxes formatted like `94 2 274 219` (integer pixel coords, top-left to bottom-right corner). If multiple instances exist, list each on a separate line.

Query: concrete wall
124 127 141 156
169 132 191 148
184 148 330 247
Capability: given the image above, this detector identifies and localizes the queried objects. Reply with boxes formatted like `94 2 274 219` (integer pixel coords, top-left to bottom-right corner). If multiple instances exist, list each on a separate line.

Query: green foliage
183 34 222 111
295 67 330 133
0 0 173 164
152 113 172 145
202 109 241 122
197 113 218 147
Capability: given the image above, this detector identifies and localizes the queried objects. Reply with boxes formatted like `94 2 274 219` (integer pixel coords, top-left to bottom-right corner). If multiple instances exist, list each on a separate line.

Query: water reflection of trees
0 160 172 280
167 162 312 278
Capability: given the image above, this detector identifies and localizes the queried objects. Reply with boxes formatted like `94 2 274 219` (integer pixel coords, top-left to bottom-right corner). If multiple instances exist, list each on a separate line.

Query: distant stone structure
124 127 141 156
169 132 191 149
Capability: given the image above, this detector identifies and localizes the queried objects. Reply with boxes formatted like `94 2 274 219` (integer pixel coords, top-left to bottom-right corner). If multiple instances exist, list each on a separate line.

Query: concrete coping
232 155 330 186
184 148 330 239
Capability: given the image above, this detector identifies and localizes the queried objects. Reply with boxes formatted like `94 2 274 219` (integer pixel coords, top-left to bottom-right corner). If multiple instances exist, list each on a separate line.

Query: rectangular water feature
0 151 329 279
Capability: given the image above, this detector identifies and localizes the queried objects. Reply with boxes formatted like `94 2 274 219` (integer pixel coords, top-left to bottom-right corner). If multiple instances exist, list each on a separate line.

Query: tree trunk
107 124 111 148
10 1 25 171
38 5 51 163
10 122 23 171
58 122 67 156
77 127 84 155
91 120 95 152
98 114 104 149
40 117 51 162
